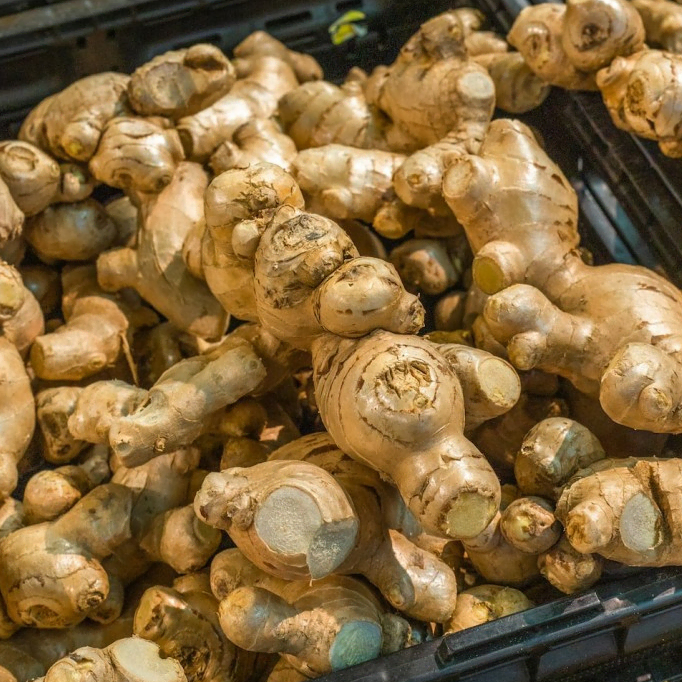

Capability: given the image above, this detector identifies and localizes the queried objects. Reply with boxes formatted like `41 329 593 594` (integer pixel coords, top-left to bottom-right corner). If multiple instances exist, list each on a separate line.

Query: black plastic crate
1 0 682 680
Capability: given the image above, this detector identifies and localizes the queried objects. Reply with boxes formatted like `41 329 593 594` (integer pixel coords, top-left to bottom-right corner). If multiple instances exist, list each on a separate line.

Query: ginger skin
0 259 44 354
0 179 24 246
443 119 682 433
24 199 118 263
631 0 682 52
211 550 410 676
446 585 533 633
41 639 186 682
19 73 130 162
597 50 682 157
508 0 645 89
313 330 501 540
97 162 228 340
128 44 236 119
197 433 459 622
0 338 35 500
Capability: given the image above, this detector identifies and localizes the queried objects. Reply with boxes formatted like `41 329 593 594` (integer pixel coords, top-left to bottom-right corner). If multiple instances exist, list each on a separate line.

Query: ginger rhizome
0 337 35 500
443 118 682 433
97 161 229 340
631 0 682 52
597 50 682 157
41 638 186 682
0 259 44 354
128 44 236 119
133 573 258 682
210 549 411 675
19 73 131 161
508 0 645 89
446 584 533 633
196 432 459 622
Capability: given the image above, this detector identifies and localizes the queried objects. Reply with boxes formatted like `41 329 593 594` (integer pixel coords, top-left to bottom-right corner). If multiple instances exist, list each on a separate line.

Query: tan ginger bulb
197 434 459 623
29 265 139 381
258 659 308 682
89 117 185 193
107 336 266 467
209 119 297 174
597 50 682 157
177 56 298 161
0 338 35 500
24 199 118 262
36 387 86 463
369 10 495 149
462 513 541 586
554 457 682 566
444 119 682 432
0 259 44 354
21 264 61 316
508 0 644 89
67 380 147 445
97 162 229 340
446 584 533 633
19 73 130 162
105 196 138 246
0 483 134 628
202 162 305 321
212 550 410 676
312 330 501 540
500 496 561 554
42 639 186 682
472 52 552 113
22 445 110 523
233 31 323 83
538 536 603 593
631 0 682 52
436 343 521 431
291 145 405 223
0 141 60 216
134 574 258 682
373 201 464 240
435 290 467 331
389 237 469 296
128 44 235 119
195 459 359 580
278 80 391 151
0 179 24 246
515 417 607 500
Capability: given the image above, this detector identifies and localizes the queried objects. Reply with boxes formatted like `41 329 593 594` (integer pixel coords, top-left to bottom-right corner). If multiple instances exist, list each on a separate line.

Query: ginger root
508 0 645 89
631 0 682 52
446 584 533 633
211 550 410 676
134 573 258 682
0 179 24 246
41 638 186 682
538 537 603 593
108 336 266 466
0 142 60 216
209 119 297 174
22 446 110 523
0 337 35 500
30 265 147 381
313 330 501 539
128 44 235 119
0 483 133 627
89 117 185 193
444 118 682 432
597 50 682 157
24 199 118 262
0 259 44 354
176 56 298 161
19 73 130 161
21 265 61 316
97 162 228 340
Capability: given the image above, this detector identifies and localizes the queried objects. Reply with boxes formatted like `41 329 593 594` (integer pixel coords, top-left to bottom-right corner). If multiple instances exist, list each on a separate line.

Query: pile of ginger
2 4 682 681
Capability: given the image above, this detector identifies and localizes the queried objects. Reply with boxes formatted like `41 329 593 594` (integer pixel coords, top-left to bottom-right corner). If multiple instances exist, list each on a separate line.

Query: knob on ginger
444 118 682 433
